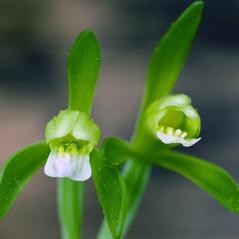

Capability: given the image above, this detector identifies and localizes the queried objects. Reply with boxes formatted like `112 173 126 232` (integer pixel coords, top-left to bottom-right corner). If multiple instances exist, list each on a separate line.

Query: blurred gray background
0 0 239 238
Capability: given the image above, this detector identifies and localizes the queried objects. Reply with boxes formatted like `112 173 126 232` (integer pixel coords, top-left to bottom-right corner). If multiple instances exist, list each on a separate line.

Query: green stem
58 179 84 239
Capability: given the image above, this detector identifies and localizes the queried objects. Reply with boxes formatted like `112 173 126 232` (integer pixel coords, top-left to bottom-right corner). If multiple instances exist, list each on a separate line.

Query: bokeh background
1 0 239 238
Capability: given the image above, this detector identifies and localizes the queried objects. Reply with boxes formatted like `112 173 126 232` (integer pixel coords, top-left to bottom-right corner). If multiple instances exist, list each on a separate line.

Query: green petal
45 109 79 143
45 110 100 146
72 112 100 145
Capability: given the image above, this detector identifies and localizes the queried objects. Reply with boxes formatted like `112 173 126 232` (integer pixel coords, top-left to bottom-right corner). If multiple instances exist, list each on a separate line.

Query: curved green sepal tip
0 141 50 218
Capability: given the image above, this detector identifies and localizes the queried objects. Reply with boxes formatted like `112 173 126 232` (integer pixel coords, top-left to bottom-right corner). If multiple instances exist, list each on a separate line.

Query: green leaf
0 141 50 218
97 138 151 239
98 161 151 239
101 137 151 233
143 1 203 110
133 1 203 141
57 179 84 239
68 29 101 114
154 151 239 213
91 149 127 239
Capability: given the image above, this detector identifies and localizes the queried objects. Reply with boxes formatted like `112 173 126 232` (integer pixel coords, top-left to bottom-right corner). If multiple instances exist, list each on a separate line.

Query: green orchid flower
44 109 100 181
144 94 201 147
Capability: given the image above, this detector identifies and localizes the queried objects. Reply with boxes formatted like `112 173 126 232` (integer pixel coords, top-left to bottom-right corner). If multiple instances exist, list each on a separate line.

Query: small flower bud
144 94 201 147
44 109 100 181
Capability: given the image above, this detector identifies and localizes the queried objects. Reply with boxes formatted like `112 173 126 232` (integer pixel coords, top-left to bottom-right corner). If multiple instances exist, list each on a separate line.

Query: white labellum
44 151 91 181
156 126 201 147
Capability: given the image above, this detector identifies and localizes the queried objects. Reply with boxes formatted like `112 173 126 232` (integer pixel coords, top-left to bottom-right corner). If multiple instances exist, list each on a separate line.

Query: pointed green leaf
91 149 127 239
97 138 151 239
154 151 239 213
0 141 50 218
98 161 150 239
133 1 203 140
68 29 101 113
143 1 203 109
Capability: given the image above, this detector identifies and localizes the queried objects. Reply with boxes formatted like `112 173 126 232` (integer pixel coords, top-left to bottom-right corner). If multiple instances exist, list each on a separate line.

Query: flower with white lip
44 109 100 181
144 94 201 147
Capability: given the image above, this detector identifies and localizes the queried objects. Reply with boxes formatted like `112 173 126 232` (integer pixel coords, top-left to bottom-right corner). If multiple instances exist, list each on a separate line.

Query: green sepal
0 141 50 218
91 149 127 239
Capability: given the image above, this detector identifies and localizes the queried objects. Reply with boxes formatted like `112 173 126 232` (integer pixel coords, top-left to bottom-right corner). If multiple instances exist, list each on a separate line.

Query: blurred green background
0 0 239 238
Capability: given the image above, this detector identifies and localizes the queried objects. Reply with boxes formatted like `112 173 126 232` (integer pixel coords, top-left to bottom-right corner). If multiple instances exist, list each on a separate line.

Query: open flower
44 109 100 181
144 94 201 147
